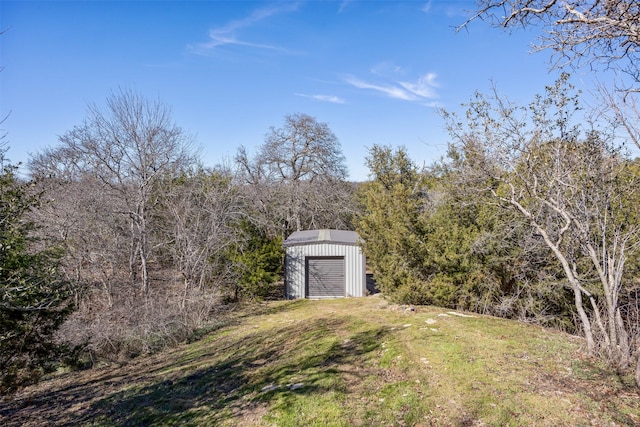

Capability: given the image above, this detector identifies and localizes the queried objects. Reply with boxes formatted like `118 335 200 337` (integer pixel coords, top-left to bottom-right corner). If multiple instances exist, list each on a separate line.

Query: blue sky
1 0 577 181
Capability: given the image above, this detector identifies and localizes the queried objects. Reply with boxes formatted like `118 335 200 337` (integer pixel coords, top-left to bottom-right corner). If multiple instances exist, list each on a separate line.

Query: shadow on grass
81 317 390 425
186 299 311 345
247 298 311 317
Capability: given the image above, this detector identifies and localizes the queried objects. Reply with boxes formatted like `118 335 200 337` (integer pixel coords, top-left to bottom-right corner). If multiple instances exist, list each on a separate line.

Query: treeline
358 76 640 385
0 91 356 393
2 76 640 393
4 0 640 397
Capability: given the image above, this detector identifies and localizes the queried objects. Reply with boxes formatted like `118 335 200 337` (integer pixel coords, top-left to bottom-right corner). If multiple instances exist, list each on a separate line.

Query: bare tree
235 113 353 237
592 81 640 150
31 174 129 310
30 88 195 297
463 0 640 89
156 167 243 309
442 75 640 384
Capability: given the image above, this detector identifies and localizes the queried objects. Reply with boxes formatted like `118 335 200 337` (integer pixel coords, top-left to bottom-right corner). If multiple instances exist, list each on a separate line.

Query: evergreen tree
227 219 283 300
355 145 428 302
0 160 73 393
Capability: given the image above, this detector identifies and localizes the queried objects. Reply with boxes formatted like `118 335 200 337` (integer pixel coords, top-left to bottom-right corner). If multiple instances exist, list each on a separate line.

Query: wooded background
2 0 640 392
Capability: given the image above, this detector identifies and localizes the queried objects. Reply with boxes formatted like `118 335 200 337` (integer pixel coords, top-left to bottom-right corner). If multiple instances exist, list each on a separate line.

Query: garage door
306 256 345 298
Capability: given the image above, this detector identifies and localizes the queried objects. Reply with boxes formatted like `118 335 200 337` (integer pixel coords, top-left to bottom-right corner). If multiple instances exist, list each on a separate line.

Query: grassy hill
1 296 638 426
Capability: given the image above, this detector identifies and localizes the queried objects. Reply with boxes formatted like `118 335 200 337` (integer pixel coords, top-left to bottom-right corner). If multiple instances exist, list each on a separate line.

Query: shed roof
283 229 360 247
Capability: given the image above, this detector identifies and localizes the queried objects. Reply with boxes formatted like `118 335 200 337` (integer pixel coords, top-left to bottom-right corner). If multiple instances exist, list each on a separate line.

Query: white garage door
306 256 345 298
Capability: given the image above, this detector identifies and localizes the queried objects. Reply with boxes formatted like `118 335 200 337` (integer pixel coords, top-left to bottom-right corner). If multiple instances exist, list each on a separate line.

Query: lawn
1 296 638 426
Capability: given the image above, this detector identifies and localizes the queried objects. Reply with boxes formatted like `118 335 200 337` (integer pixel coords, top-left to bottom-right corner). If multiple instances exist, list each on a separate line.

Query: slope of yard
1 296 638 426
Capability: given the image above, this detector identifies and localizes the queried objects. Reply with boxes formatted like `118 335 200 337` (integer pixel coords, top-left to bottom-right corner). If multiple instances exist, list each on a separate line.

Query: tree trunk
139 241 149 296
129 238 139 284
616 309 630 369
137 202 149 296
636 352 640 387
572 287 595 353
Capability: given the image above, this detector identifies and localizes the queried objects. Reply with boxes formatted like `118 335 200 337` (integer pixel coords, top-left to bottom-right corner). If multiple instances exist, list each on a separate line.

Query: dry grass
1 296 638 426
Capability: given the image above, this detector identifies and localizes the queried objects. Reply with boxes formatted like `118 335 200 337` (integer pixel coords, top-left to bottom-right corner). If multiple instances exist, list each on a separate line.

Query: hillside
1 296 638 426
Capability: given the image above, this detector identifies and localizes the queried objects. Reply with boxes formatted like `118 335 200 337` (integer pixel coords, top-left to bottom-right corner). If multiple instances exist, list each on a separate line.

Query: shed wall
285 242 365 298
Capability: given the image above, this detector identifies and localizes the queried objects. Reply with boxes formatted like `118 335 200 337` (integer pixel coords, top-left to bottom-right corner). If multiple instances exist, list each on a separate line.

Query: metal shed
283 229 366 299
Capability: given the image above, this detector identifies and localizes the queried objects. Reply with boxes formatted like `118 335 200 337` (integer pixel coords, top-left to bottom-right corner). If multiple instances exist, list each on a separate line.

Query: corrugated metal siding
285 242 366 299
306 257 345 298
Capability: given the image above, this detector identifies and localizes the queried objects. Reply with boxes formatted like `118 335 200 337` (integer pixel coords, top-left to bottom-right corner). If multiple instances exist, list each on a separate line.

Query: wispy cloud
421 1 433 13
295 93 346 104
399 73 438 99
189 3 300 55
370 61 404 77
345 71 439 103
338 0 354 13
345 77 417 101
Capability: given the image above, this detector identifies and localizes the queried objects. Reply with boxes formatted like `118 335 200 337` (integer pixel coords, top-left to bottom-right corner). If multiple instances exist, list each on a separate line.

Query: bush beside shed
283 229 366 299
